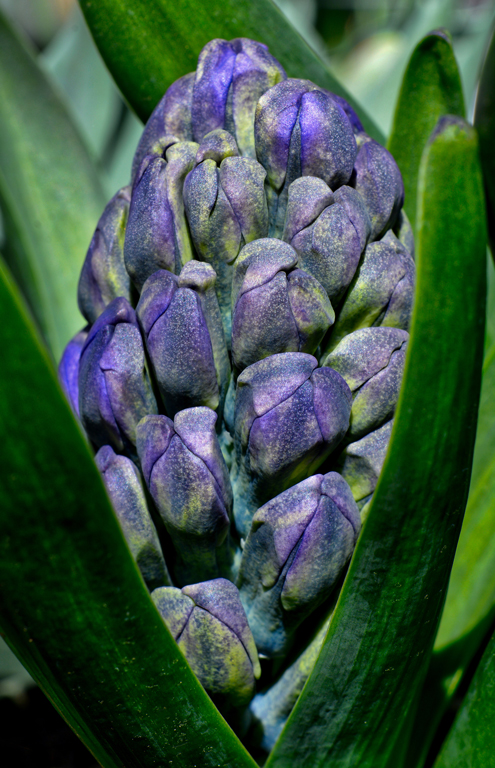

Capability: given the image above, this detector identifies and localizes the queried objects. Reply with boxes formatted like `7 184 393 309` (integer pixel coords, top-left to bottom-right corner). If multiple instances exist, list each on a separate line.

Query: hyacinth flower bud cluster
59 36 415 732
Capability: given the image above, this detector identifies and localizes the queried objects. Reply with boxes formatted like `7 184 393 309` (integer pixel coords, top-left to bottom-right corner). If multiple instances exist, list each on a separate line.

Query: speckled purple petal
231 239 333 372
192 39 237 143
78 298 157 452
152 578 260 709
124 142 197 290
137 266 223 417
338 419 394 510
237 472 360 656
324 241 416 353
78 187 132 325
232 353 351 536
283 176 334 244
299 89 357 188
136 410 233 585
192 38 286 157
131 72 195 181
95 445 171 590
351 139 404 240
329 93 365 134
58 327 88 417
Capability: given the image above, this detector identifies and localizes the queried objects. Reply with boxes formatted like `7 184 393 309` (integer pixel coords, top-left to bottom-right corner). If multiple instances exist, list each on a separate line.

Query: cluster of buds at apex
60 34 414 725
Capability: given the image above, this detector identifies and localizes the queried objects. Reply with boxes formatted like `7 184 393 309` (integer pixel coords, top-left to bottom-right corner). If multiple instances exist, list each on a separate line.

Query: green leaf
388 29 465 234
474 24 495 253
267 116 486 768
401 257 495 768
77 0 384 143
0 10 106 361
0 257 257 768
433 627 495 768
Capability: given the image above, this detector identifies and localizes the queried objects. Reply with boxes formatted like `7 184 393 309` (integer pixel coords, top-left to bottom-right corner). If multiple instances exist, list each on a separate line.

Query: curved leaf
388 29 465 233
0 257 257 768
474 24 495 254
0 10 106 361
433 627 495 768
401 259 495 768
77 0 384 143
267 117 486 768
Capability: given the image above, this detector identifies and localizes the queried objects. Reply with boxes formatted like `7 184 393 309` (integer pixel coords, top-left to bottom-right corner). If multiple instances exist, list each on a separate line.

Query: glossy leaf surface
266 117 486 768
434 627 495 768
388 29 465 233
475 25 495 252
0 10 106 360
77 0 383 142
0 257 257 768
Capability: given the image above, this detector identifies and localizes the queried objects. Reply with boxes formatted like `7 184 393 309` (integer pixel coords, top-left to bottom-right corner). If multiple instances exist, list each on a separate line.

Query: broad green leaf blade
267 117 486 768
77 0 384 143
401 257 495 768
474 25 495 253
388 30 465 233
0 10 106 361
0 258 257 768
433 627 495 768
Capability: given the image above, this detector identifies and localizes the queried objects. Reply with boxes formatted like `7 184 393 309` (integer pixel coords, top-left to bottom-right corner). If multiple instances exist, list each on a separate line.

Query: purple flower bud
124 141 198 290
338 419 393 511
255 80 357 235
322 328 408 439
136 262 230 417
184 133 269 343
285 178 371 305
330 93 365 134
78 298 158 452
231 239 334 372
77 187 132 325
137 409 234 584
232 353 352 536
152 578 260 708
325 240 416 353
237 472 360 656
58 327 88 418
131 72 195 182
192 38 286 157
350 139 404 240
95 445 171 590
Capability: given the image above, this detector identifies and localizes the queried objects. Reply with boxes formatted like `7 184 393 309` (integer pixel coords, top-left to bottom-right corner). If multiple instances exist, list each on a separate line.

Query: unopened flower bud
184 133 268 341
136 262 230 417
322 327 408 439
137 409 234 584
238 472 360 656
192 38 286 157
78 298 157 452
131 73 195 181
95 445 171 590
58 327 88 418
255 79 357 234
338 419 394 511
124 141 198 290
232 353 352 536
351 139 404 240
152 578 260 708
325 240 415 352
231 238 334 372
285 178 371 305
77 187 132 325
